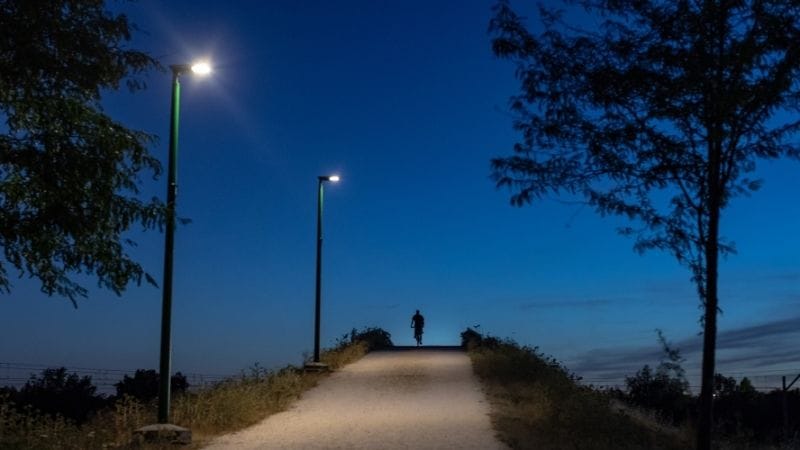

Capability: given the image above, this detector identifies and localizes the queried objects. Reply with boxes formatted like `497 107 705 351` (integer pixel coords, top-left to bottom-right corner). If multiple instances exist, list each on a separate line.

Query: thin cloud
717 347 800 368
715 316 800 351
572 315 800 381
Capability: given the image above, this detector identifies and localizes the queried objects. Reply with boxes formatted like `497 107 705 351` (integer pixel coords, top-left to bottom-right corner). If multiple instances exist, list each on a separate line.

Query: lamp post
312 175 340 364
157 61 211 424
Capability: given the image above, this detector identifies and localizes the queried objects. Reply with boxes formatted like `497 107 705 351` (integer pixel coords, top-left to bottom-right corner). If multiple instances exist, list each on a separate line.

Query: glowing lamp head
328 175 340 182
190 61 212 75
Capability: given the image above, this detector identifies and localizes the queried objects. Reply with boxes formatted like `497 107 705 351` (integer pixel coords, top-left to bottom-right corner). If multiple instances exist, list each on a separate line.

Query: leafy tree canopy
490 0 800 290
0 0 164 305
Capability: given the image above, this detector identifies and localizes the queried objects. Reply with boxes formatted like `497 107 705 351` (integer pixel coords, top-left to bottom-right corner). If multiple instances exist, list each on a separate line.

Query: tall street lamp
312 175 340 366
158 61 211 424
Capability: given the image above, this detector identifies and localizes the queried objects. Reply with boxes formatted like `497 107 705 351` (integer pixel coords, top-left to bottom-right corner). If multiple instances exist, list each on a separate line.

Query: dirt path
203 347 507 449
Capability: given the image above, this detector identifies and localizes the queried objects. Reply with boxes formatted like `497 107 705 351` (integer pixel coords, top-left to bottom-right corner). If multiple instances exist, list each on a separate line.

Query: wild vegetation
608 334 800 449
464 328 799 450
0 327 391 449
463 328 689 449
4 327 797 449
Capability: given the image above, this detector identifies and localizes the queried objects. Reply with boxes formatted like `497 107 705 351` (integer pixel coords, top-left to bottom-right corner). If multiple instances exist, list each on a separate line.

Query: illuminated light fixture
190 61 211 75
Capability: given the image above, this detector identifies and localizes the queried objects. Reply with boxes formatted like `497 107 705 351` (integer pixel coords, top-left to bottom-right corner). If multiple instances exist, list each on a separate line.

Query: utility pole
782 373 800 439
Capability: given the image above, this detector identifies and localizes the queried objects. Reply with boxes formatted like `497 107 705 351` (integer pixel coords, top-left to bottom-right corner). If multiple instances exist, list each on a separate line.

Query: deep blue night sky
1 0 798 391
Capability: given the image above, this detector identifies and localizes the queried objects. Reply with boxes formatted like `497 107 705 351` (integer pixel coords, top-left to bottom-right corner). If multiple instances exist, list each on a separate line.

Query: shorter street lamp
311 175 340 366
157 61 211 424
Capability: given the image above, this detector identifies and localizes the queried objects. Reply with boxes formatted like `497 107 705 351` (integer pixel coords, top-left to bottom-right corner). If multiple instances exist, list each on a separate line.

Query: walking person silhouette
411 309 425 346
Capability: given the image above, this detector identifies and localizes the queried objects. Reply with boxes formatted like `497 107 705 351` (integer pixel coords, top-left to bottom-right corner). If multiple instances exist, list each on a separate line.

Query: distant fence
0 362 236 395
578 367 800 393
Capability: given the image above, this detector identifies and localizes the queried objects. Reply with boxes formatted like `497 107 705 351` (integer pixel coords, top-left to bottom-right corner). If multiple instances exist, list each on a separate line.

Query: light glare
329 175 340 182
191 62 212 75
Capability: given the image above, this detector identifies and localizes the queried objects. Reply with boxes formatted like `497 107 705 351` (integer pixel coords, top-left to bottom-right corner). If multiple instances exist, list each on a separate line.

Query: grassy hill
462 328 690 449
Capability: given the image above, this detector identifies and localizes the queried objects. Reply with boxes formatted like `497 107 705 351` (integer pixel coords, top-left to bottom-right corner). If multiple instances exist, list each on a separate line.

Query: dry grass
174 365 318 444
468 337 692 450
0 340 369 449
321 339 369 370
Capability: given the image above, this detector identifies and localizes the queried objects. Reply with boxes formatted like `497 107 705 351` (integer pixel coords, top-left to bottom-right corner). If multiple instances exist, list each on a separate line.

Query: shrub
13 367 106 425
622 330 692 425
113 369 189 403
460 327 482 350
350 327 393 351
624 365 692 425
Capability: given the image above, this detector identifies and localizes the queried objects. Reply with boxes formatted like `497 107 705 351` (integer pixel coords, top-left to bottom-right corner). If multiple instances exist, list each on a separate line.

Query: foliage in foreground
0 0 164 305
0 329 383 449
463 329 688 450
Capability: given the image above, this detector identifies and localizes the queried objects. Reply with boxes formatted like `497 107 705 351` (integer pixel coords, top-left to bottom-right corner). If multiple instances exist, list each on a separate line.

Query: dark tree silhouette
625 365 691 425
350 327 394 351
114 369 188 402
489 1 800 447
0 0 163 305
624 331 691 425
16 367 105 424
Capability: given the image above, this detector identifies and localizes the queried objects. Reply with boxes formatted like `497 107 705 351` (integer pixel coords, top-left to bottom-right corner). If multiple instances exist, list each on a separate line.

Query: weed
466 331 690 450
0 334 380 450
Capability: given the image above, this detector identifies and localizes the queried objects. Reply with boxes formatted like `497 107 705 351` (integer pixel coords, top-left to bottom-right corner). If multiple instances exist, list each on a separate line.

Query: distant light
191 62 212 75
329 175 340 182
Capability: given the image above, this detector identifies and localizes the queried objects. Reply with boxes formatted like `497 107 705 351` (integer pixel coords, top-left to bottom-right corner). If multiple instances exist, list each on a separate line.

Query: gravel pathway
203 347 507 449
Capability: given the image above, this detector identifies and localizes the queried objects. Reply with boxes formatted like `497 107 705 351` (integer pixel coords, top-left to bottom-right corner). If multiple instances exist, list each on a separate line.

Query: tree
712 374 763 436
16 367 106 424
625 365 691 424
624 330 691 424
0 0 163 305
489 1 800 447
114 369 189 403
738 377 756 396
713 373 738 398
